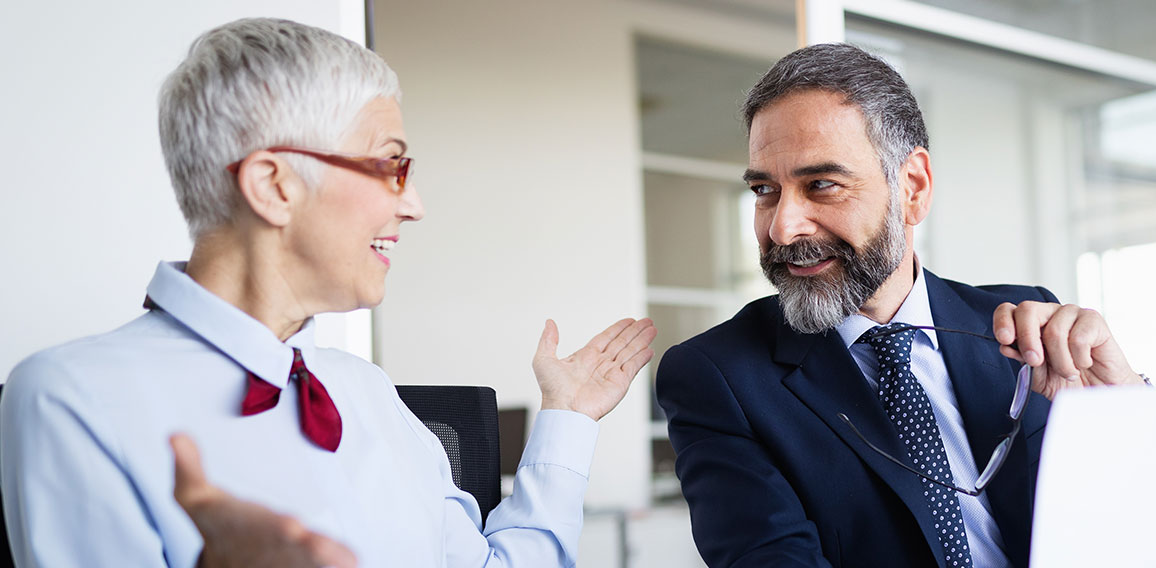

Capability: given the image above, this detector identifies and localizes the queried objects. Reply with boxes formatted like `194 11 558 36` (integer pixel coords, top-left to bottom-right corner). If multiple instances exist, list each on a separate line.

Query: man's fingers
171 433 212 507
1040 305 1081 380
1030 361 1050 394
993 302 1017 346
1000 302 1138 397
998 344 1025 364
1068 309 1108 370
1011 301 1059 367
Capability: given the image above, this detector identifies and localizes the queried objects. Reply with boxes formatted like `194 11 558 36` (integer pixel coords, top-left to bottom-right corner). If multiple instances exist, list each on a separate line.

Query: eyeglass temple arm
836 413 981 497
867 324 1019 352
263 147 404 178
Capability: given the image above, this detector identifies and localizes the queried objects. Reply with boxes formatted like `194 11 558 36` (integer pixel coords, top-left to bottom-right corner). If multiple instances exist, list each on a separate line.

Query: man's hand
993 301 1142 400
170 434 358 568
533 318 657 421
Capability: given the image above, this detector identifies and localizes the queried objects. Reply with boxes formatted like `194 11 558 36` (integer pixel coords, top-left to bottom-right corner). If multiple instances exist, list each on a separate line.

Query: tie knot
290 347 307 377
860 323 916 366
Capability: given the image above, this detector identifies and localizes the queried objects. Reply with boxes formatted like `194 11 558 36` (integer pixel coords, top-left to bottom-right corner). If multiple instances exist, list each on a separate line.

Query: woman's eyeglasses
838 324 1032 496
226 146 413 192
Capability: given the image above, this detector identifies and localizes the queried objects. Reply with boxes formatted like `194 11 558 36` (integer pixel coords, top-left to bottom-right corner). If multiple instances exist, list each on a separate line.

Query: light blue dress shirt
1 261 598 568
835 267 1011 568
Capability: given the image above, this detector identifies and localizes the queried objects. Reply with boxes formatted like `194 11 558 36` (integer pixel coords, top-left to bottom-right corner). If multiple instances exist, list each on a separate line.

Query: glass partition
635 33 788 499
846 15 1156 375
904 0 1156 62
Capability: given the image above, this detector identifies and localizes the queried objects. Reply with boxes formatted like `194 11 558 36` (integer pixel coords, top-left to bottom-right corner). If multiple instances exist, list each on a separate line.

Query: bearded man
655 43 1144 568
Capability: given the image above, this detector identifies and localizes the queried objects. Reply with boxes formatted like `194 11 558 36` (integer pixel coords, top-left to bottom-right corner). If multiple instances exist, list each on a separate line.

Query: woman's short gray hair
159 18 400 239
742 43 928 191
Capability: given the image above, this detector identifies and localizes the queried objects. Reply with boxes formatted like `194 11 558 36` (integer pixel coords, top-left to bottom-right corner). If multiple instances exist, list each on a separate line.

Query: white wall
0 0 365 378
371 0 651 509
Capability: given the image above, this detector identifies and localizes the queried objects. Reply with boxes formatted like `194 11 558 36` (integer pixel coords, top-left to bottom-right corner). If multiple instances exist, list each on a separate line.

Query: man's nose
768 190 817 246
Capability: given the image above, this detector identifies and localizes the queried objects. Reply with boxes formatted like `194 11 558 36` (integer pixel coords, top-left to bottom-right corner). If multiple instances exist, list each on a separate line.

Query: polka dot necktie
862 323 972 567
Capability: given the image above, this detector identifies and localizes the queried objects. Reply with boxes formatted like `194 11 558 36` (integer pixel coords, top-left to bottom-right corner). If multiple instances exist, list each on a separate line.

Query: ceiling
647 0 1156 61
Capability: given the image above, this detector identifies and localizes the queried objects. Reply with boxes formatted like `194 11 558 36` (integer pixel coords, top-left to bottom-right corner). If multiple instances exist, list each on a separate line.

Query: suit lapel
774 313 947 566
925 272 1031 565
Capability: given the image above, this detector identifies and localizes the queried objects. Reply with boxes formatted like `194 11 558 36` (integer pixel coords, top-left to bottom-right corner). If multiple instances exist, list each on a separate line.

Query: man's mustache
762 238 856 266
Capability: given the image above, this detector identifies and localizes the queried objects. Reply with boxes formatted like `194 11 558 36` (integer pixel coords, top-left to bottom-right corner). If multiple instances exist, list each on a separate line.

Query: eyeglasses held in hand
838 324 1032 497
226 146 413 192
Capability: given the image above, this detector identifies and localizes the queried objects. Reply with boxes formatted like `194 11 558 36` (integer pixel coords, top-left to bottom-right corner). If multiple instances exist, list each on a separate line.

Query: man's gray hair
159 18 401 239
742 43 928 190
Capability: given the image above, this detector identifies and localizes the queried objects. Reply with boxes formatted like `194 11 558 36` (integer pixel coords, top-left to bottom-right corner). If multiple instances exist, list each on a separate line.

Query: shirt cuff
519 409 599 477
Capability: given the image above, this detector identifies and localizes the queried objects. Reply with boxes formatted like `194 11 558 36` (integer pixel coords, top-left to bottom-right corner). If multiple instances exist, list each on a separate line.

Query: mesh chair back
395 385 502 524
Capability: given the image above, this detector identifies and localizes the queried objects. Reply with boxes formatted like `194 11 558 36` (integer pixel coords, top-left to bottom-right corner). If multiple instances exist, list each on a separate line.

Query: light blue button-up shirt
836 268 1011 568
1 261 598 567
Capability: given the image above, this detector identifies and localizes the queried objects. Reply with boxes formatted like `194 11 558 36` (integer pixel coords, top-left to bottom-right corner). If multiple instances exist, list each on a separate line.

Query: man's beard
760 196 906 334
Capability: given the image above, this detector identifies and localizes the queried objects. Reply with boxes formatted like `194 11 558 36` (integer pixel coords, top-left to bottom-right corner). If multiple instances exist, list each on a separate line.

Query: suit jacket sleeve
657 342 833 568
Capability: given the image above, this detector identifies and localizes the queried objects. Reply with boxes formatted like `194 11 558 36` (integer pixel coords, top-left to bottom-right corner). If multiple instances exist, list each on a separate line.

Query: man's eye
749 184 777 196
811 179 838 191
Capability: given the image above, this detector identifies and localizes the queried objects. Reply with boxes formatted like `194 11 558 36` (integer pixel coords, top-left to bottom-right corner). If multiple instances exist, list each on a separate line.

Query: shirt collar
834 260 939 350
145 261 316 388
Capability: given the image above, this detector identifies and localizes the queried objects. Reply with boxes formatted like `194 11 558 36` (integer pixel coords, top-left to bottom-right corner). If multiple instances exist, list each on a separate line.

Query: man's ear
901 146 933 226
234 151 300 228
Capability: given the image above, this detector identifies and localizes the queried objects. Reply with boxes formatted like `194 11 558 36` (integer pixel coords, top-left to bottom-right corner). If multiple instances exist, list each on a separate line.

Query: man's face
745 90 909 333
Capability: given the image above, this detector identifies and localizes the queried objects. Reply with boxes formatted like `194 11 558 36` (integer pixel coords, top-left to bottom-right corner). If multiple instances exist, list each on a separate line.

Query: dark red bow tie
241 348 343 452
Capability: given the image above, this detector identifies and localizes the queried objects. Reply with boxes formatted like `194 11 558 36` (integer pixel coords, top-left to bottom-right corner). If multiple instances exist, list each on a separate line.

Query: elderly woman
0 18 655 567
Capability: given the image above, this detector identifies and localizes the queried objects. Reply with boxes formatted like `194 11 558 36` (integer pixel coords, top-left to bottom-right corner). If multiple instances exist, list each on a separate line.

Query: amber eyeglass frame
226 146 412 192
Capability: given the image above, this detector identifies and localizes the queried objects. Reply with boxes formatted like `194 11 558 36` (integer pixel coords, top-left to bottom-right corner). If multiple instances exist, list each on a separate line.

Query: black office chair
395 385 502 525
0 385 12 568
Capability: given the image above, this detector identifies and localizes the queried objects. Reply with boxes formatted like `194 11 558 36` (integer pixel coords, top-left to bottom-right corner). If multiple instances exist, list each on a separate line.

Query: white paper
1031 386 1156 567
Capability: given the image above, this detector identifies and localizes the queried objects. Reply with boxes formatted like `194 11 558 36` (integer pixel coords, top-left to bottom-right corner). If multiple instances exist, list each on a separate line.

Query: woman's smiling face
285 96 425 314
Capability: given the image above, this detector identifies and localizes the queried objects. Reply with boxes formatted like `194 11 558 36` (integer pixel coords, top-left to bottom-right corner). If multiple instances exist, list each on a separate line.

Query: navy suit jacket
656 271 1058 568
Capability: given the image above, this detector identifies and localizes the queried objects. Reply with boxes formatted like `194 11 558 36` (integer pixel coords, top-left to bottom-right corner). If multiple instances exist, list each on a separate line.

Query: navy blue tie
863 323 972 567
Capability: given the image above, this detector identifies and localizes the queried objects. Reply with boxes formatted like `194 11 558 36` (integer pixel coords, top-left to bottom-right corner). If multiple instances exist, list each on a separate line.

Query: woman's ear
901 146 933 226
234 151 300 228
